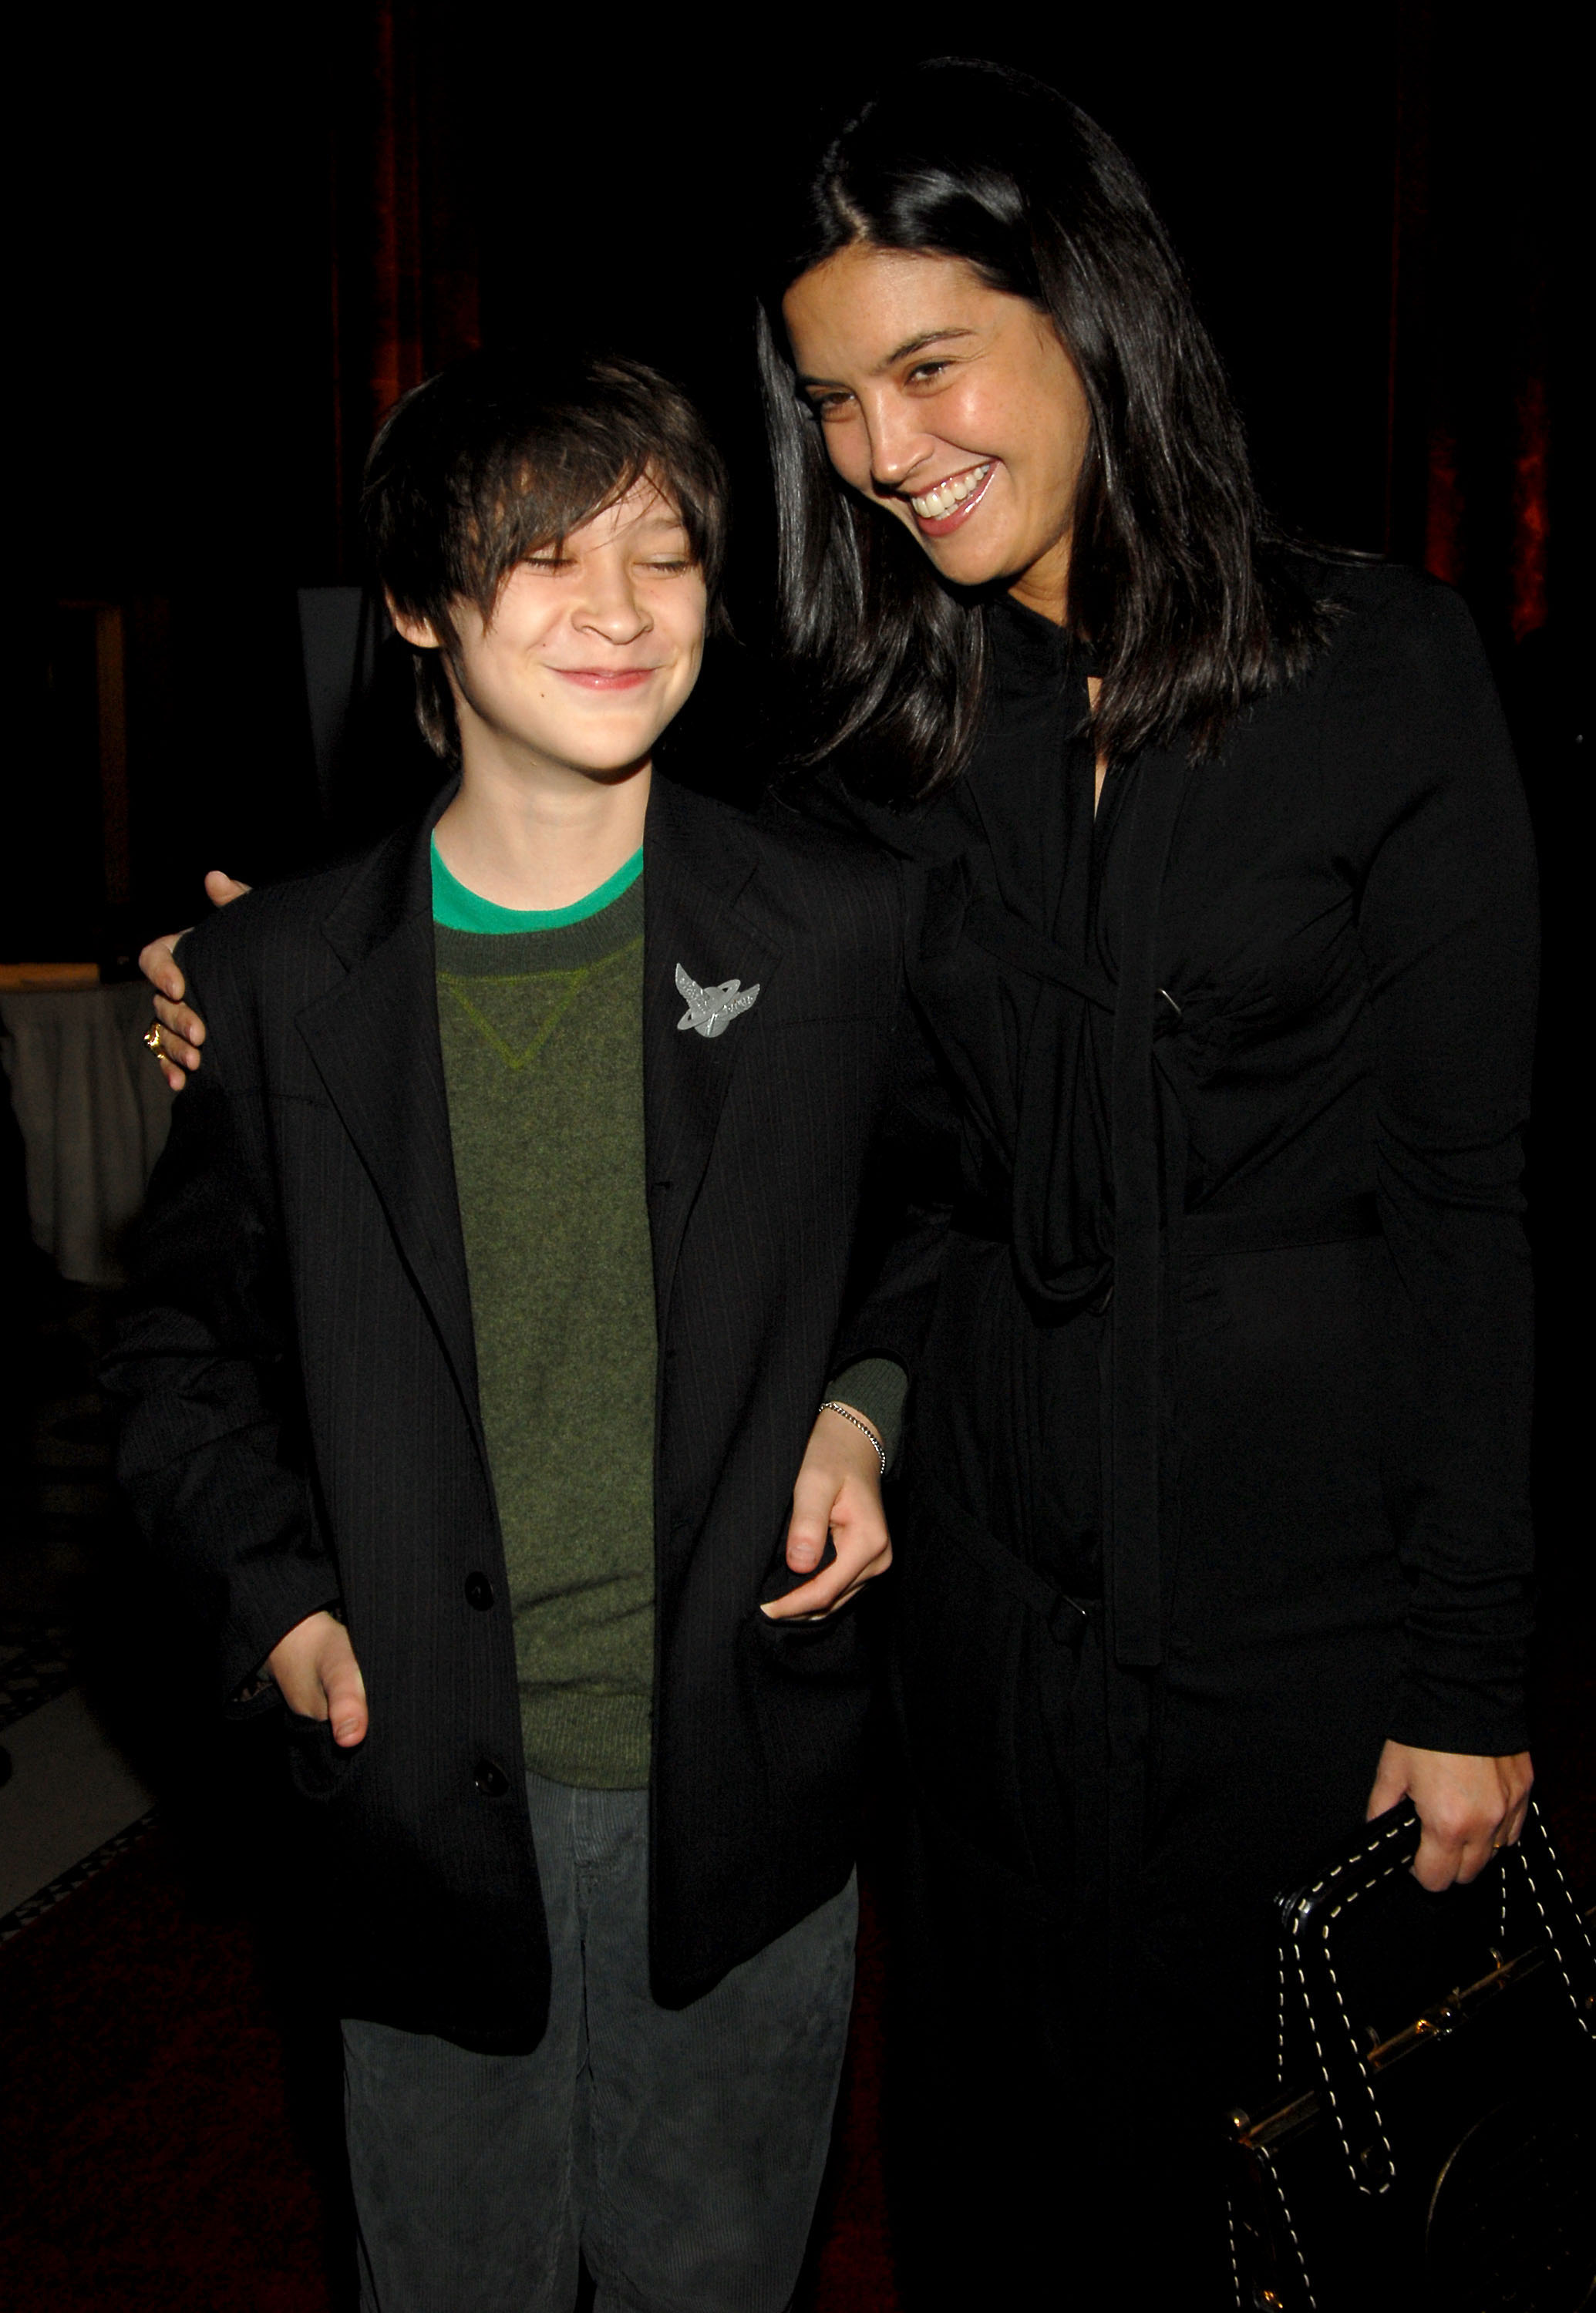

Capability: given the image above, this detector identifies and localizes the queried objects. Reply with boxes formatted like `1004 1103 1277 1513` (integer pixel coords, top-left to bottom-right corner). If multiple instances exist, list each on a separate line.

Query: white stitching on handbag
1256 2142 1319 2311
1315 1867 1404 2193
1517 1802 1594 2039
1227 2197 1241 2311
1280 1810 1410 2195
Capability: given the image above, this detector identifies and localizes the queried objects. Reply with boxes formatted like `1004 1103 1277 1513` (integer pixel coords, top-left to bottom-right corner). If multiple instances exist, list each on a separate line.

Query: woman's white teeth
911 463 992 519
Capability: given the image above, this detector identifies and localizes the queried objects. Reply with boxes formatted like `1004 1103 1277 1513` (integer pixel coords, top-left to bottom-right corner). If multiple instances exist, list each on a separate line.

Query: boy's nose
574 578 652 642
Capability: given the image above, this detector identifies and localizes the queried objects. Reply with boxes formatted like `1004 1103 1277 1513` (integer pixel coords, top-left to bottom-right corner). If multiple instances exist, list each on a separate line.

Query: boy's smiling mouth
551 666 662 690
906 460 994 534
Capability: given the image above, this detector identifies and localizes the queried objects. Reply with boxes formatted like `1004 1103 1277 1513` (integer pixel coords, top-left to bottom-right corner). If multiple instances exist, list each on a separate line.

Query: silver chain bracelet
817 1401 887 1476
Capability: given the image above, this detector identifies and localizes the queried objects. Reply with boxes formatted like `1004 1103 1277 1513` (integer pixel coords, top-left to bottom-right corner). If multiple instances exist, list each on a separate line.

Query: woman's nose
863 391 934 493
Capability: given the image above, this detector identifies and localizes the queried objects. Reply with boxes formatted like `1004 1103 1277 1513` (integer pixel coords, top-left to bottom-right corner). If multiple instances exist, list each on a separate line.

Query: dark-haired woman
761 60 1536 2303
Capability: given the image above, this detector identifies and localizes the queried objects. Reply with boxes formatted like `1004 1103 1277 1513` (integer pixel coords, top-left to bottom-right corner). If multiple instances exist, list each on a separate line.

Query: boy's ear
388 597 443 651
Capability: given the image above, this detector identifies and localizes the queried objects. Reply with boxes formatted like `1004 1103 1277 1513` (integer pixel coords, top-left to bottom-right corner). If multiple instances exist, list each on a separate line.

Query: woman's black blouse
823 558 1537 1757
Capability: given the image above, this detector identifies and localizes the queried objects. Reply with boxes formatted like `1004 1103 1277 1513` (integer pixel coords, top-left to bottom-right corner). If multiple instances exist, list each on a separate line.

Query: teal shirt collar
431 837 644 932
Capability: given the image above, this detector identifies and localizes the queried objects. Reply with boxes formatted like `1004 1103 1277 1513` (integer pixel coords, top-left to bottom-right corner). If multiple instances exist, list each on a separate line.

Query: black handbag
1224 1799 1596 2312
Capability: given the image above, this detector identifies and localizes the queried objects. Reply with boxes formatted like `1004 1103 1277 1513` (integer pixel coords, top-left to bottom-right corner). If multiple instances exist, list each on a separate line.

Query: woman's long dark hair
758 59 1331 800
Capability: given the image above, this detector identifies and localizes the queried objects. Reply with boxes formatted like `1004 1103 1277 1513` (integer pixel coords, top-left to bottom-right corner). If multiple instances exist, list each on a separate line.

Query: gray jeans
344 1774 857 2313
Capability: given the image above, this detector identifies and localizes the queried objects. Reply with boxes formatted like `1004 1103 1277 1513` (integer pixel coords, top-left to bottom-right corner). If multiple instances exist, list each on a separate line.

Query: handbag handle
1275 1797 1595 2198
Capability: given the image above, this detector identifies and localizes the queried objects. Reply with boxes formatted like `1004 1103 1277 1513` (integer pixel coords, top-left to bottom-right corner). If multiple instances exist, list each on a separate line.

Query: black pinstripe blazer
106 773 906 2050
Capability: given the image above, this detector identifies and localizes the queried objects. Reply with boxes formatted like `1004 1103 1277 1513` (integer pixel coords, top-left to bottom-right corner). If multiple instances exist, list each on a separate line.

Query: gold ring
143 1024 163 1058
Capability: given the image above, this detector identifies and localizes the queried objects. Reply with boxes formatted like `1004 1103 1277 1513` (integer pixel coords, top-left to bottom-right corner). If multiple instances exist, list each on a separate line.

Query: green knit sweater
434 851 655 1789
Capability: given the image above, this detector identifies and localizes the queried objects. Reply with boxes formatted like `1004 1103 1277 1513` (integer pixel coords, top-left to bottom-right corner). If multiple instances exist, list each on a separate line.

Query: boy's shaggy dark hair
363 351 731 760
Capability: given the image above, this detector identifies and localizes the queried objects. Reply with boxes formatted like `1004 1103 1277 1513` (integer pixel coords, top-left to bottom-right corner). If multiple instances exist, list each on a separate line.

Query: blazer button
464 1572 494 1611
474 1758 509 1799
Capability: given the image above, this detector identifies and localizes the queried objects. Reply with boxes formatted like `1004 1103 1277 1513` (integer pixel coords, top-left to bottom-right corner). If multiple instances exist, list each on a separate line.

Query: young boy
107 353 908 2313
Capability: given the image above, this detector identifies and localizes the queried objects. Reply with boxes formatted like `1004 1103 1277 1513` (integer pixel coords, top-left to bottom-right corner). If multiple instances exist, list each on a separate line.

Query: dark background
13 0 1581 1566
19 2 1575 942
1 19 1584 2301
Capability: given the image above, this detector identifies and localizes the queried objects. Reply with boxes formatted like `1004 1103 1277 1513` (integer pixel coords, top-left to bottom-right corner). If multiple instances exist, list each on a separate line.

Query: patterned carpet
0 1794 897 2313
0 1820 350 2313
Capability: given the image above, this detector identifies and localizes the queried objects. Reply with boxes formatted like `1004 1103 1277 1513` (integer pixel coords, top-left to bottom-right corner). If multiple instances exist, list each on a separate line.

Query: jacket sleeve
103 944 339 1705
1342 580 1538 1756
768 790 960 1424
828 904 961 1390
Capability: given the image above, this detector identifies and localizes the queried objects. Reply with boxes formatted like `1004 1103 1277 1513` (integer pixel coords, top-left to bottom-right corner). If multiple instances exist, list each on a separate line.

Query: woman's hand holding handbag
1225 1800 1594 2312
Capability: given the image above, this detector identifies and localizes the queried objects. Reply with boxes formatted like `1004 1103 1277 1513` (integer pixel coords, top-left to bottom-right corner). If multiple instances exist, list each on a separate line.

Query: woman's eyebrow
876 327 978 370
797 327 979 389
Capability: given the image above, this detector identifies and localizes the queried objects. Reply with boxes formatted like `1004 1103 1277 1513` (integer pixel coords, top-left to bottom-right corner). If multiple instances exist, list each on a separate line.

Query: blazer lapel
296 798 486 1447
643 778 781 1332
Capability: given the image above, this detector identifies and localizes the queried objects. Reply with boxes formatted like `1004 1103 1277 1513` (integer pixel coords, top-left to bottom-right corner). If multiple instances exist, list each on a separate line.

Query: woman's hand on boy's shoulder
765 1406 893 1622
140 871 250 1089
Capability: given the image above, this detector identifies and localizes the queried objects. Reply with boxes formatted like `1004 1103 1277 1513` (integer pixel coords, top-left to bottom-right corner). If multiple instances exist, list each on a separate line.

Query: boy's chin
479 727 662 785
549 744 659 786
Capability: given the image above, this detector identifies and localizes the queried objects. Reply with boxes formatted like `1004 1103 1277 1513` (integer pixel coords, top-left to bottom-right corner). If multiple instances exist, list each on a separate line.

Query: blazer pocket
282 1707 362 1803
750 1591 874 1684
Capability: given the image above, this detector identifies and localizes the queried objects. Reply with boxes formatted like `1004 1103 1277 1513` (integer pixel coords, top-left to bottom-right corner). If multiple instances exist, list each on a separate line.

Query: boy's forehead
567 475 688 549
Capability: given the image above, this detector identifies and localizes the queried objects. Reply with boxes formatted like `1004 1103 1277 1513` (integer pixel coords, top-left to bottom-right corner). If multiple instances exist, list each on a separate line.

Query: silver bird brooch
675 961 761 1039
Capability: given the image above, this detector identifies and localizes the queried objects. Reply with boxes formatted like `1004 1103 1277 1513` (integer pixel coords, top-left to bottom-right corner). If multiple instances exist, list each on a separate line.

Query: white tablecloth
0 984 173 1286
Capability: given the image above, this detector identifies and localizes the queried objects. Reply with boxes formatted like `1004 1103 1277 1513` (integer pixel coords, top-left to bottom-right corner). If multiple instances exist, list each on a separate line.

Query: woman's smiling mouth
906 460 995 535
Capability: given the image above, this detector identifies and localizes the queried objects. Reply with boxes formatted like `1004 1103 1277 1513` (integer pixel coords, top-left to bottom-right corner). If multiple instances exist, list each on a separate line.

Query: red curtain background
326 2 483 574
1383 2 1561 649
325 8 1565 645
22 8 1573 957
